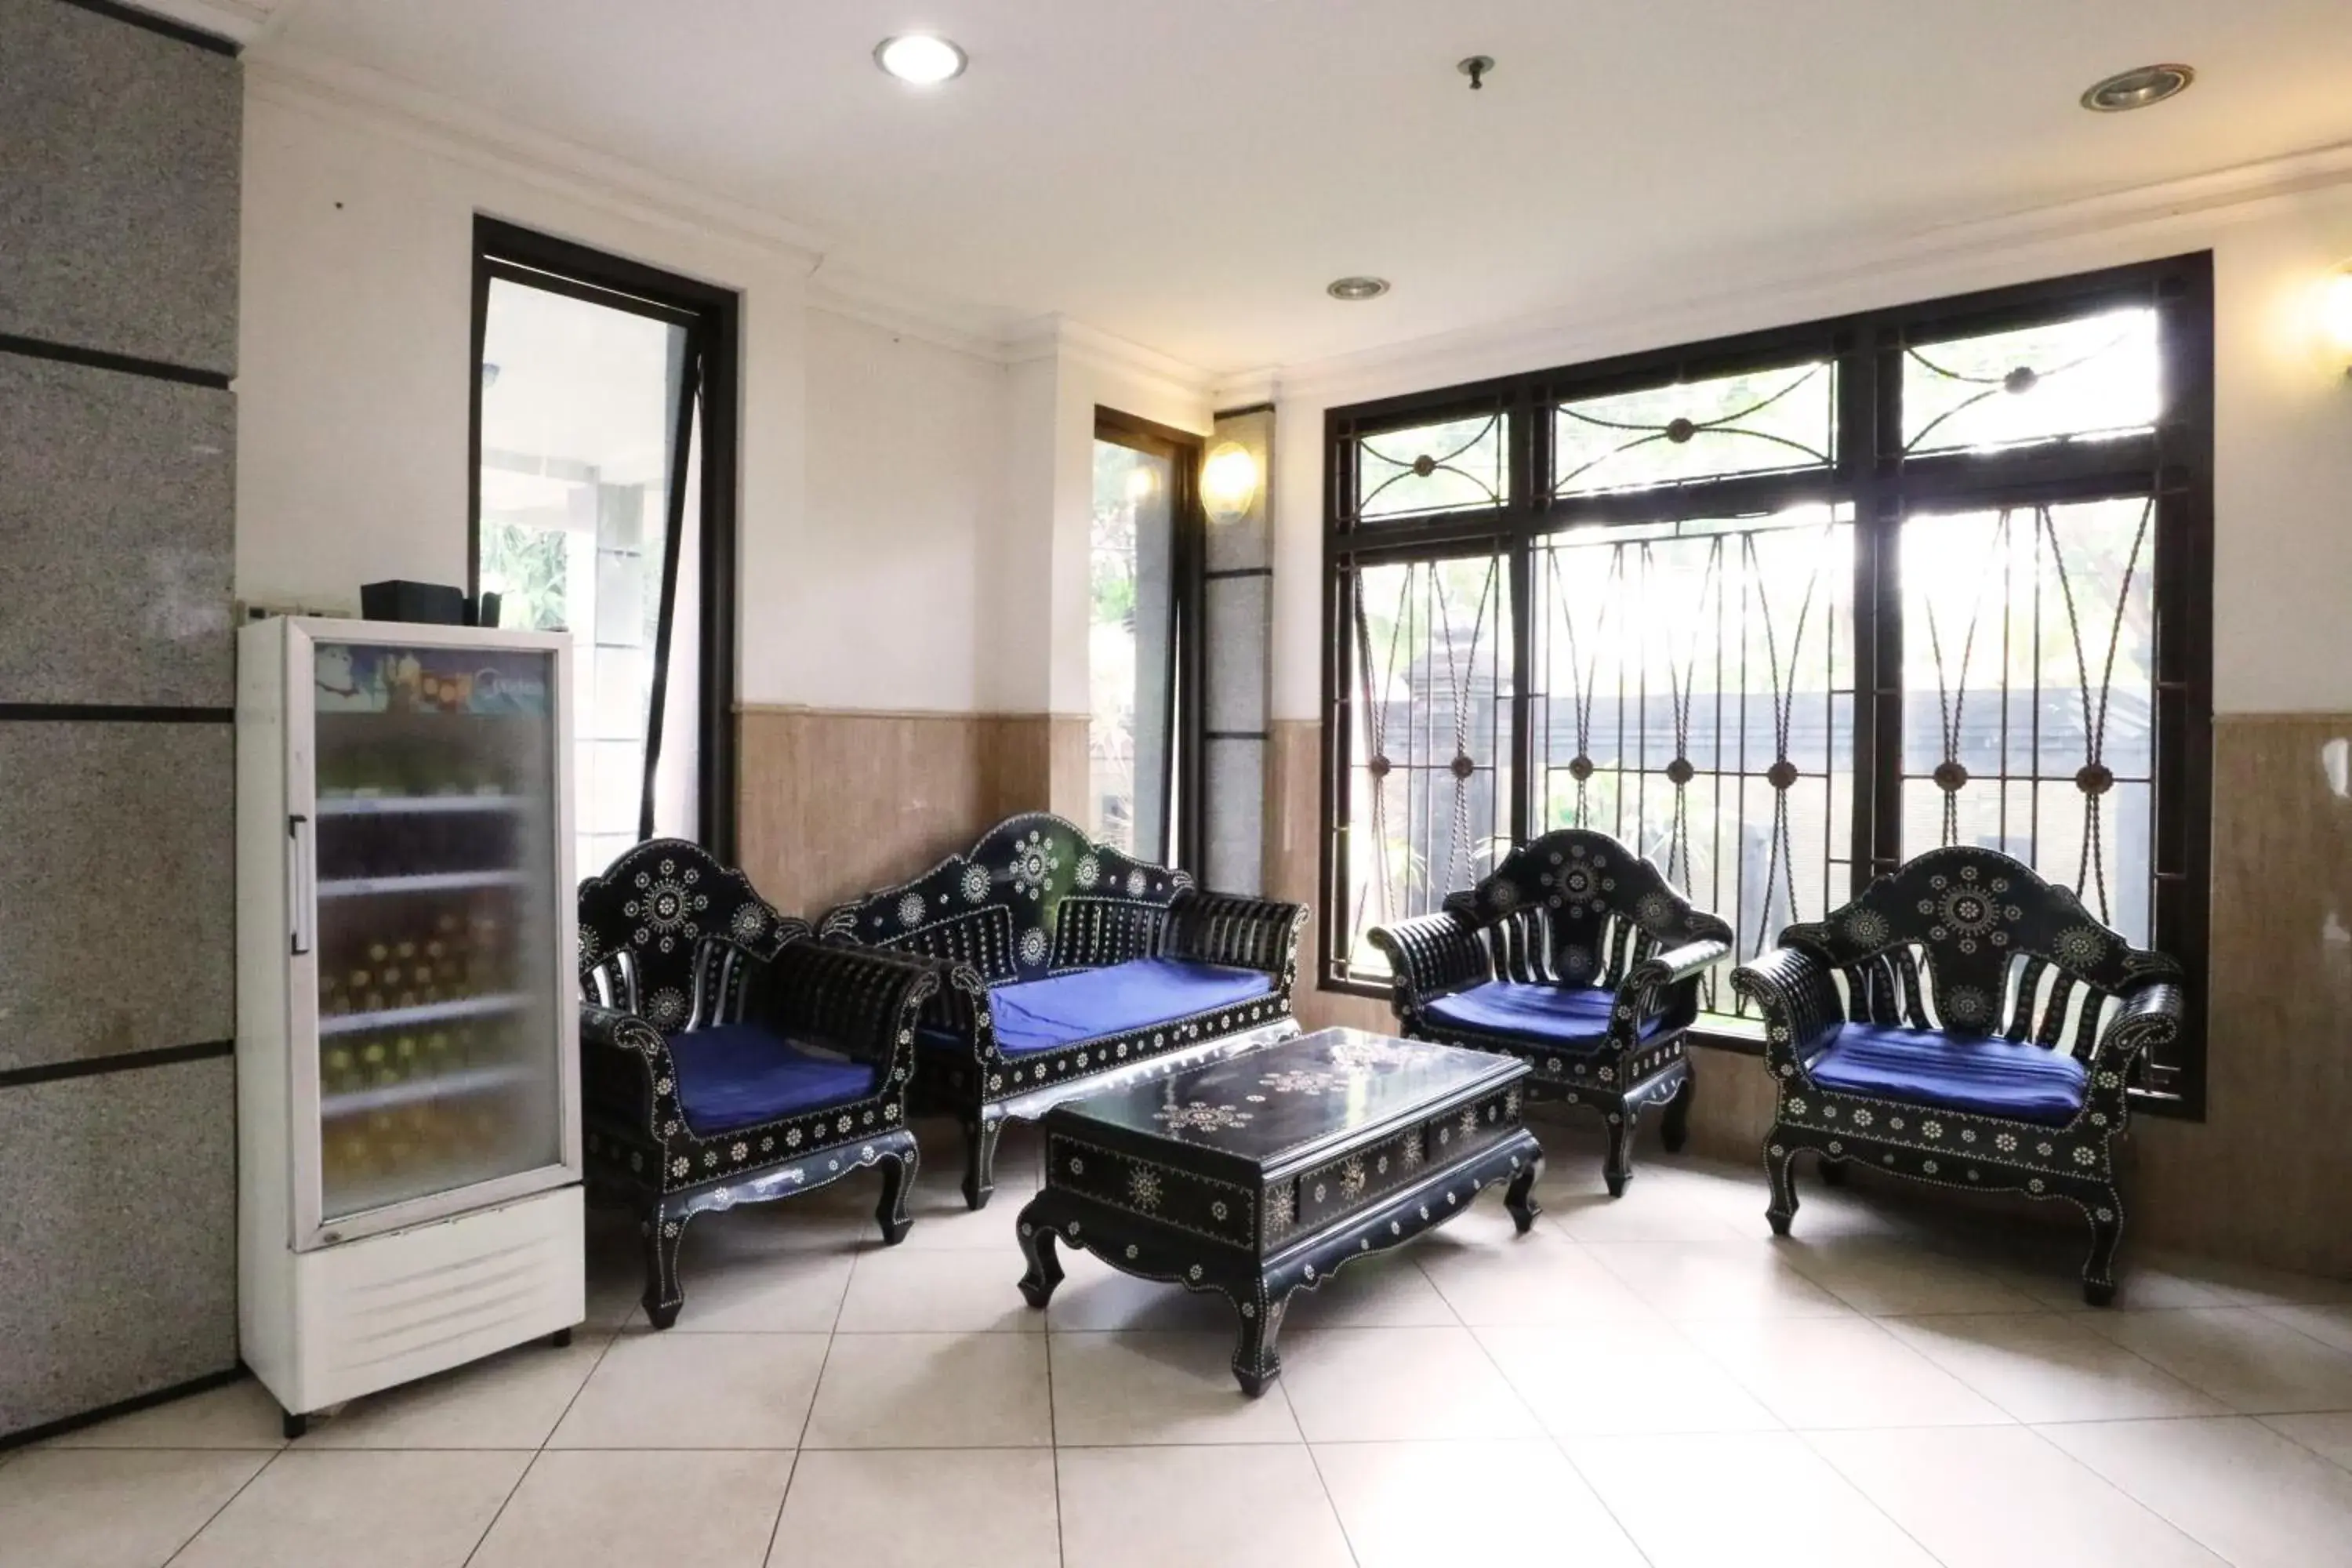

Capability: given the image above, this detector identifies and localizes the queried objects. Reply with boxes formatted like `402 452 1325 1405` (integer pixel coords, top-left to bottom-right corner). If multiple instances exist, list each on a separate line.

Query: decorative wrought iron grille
1323 256 2213 1115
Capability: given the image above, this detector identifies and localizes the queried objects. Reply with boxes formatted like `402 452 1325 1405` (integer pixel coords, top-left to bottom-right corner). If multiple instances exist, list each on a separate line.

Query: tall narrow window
1091 409 1202 865
1324 255 2212 1113
470 220 738 881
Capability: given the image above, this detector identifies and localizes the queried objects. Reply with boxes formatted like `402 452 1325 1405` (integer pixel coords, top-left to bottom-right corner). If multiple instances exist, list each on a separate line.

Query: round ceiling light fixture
2080 64 2194 112
874 34 967 85
1327 276 1391 301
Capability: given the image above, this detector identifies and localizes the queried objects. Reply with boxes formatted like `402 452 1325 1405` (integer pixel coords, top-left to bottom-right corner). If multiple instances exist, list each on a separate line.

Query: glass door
301 632 571 1236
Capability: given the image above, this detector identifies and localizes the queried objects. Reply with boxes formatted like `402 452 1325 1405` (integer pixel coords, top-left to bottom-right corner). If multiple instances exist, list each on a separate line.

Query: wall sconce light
1201 441 1261 522
2324 264 2352 380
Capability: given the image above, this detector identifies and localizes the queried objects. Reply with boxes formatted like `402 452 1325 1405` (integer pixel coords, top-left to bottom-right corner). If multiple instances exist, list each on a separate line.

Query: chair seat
1806 1023 2086 1126
932 956 1274 1058
1423 981 1657 1051
666 1022 880 1138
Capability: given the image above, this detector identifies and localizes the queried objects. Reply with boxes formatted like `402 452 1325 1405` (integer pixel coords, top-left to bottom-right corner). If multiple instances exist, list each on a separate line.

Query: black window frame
1322 252 2214 1120
468 216 742 863
1092 405 1207 872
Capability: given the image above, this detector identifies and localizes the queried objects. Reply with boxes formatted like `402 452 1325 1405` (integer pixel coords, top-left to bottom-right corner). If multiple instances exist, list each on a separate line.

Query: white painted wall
1266 183 2352 720
800 309 1009 711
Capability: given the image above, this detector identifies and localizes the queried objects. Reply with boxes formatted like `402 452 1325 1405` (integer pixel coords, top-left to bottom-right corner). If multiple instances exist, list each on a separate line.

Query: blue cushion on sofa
666 1023 880 1138
982 956 1275 1058
1424 981 1655 1051
1806 1023 2086 1126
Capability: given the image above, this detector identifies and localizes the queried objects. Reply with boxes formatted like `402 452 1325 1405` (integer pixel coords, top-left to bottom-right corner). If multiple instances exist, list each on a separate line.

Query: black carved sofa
819 813 1306 1208
578 839 939 1327
1367 829 1733 1196
1731 846 2184 1305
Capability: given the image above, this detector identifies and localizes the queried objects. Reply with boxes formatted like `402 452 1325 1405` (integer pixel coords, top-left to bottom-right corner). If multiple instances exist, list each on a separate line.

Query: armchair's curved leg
1602 1108 1635 1198
960 1111 1005 1211
2082 1190 2124 1308
1016 1212 1064 1310
641 1203 690 1330
1764 1131 1800 1236
1660 1072 1696 1154
1504 1153 1544 1234
1817 1156 1849 1187
874 1142 917 1246
1232 1292 1287 1398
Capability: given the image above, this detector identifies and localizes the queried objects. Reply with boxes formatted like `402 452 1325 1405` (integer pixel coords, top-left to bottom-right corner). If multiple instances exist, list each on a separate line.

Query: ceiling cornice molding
805 272 1028 362
1001 315 1215 399
246 45 833 269
1269 136 2352 403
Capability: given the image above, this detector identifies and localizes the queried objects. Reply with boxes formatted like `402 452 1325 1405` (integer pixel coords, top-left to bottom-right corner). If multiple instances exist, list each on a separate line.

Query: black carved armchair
1731 847 2184 1305
578 840 938 1327
1368 829 1733 1196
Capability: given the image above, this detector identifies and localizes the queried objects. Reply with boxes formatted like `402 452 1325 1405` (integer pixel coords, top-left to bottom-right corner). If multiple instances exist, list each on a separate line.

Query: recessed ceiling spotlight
1327 276 1391 301
874 34 967 85
2080 64 2194 112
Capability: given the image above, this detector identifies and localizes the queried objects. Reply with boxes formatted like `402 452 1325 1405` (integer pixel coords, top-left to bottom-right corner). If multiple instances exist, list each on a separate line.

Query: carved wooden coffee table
1014 1027 1541 1395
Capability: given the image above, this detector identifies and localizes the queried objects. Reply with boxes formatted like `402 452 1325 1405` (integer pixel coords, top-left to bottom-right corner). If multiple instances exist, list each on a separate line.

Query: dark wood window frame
1322 252 2214 1120
468 216 742 862
1094 406 1207 873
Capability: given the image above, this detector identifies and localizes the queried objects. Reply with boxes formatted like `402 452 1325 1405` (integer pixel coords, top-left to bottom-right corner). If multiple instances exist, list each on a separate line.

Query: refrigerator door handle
289 813 316 956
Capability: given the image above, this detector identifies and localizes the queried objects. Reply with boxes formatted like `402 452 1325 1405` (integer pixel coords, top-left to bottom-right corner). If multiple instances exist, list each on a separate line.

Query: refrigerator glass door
302 634 570 1233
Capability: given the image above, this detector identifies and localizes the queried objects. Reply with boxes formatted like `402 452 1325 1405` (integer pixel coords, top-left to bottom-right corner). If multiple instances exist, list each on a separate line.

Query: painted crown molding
1002 315 1215 397
1267 136 2352 403
804 269 1031 362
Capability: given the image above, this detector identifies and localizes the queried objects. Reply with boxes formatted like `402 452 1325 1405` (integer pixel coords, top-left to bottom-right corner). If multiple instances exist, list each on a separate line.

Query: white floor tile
1544 1179 1753 1242
1413 1214 1657 1326
39 1379 287 1450
2259 1301 2352 1357
2264 1413 2352 1472
549 1332 829 1449
1565 1430 1937 1567
1880 1311 2227 1422
0 1448 267 1568
2041 1415 2352 1568
1476 1319 1783 1436
1314 1438 1646 1567
1056 1444 1356 1568
1778 1235 2048 1314
835 1246 1044 1333
801 1332 1051 1449
1680 1314 2014 1428
2082 1307 2352 1414
299 1333 611 1449
1049 1332 1303 1445
1809 1425 2223 1566
1040 1247 1236 1332
769 1448 1061 1568
471 1450 793 1568
1584 1239 1857 1319
171 1449 530 1568
1279 1251 1461 1328
1276 1326 1541 1442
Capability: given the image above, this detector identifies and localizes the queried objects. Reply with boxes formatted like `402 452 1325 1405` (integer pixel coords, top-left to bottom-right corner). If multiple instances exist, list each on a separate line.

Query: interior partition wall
0 0 244 1442
1321 253 2214 1118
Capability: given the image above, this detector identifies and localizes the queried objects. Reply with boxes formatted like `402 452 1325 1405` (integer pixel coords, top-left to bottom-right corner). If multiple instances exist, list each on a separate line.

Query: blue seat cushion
1424 981 1656 1051
937 956 1273 1058
1806 1023 2086 1126
665 1022 880 1138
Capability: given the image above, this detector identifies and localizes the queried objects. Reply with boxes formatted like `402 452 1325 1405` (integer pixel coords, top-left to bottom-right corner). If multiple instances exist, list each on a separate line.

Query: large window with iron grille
1323 255 2212 1115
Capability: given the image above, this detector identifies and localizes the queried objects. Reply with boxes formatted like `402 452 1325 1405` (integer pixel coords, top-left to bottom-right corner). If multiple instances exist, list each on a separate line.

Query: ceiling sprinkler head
1458 55 1494 91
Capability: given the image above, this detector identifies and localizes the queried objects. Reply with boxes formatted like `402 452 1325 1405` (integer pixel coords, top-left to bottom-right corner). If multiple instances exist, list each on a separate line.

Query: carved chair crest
577 838 802 1031
1446 829 1732 989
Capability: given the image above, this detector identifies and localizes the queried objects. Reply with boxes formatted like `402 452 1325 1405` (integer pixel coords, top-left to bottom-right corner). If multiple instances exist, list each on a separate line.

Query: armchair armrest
2089 978 2185 1070
1165 890 1307 977
1366 909 1490 1018
1731 947 1846 1077
579 1002 681 1129
1621 936 1733 1030
757 938 942 1077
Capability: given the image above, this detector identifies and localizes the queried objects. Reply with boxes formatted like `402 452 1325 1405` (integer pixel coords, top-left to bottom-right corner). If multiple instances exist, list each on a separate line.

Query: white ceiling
230 0 2352 376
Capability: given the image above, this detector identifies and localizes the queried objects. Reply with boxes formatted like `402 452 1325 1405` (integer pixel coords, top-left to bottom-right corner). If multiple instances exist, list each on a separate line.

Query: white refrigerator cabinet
237 616 584 1435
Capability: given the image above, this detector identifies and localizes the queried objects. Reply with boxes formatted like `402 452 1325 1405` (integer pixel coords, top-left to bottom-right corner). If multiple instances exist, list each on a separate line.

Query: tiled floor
11 1116 2352 1568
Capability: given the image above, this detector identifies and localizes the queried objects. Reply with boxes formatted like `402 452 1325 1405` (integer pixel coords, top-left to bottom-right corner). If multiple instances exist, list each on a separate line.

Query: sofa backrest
1777 845 2180 1052
1446 828 1733 990
818 812 1192 986
577 837 804 1033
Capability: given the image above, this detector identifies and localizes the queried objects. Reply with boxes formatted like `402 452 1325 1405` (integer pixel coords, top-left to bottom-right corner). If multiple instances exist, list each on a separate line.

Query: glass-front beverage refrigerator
236 616 583 1437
